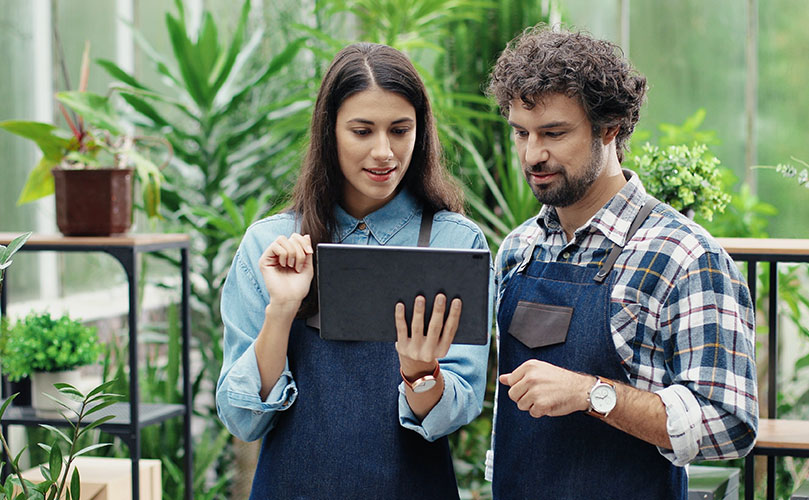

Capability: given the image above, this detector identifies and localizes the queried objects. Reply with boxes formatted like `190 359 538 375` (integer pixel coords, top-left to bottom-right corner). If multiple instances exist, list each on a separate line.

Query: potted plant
628 142 730 221
0 381 120 500
0 312 101 412
0 42 167 236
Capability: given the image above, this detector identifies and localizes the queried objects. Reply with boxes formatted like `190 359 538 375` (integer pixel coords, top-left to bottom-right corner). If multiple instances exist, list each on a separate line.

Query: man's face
508 93 605 207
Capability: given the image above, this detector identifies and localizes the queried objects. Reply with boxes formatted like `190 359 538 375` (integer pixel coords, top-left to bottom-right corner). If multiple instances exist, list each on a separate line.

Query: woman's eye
391 127 411 135
352 129 371 136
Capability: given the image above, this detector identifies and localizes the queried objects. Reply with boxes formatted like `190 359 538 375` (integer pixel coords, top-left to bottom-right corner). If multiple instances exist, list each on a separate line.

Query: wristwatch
401 362 440 394
586 376 617 417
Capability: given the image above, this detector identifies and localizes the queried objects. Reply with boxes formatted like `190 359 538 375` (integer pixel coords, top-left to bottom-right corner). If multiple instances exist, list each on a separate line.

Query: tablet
315 243 490 344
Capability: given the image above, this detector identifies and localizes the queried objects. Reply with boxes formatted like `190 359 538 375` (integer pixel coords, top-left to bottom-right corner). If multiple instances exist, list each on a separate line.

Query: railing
717 238 809 500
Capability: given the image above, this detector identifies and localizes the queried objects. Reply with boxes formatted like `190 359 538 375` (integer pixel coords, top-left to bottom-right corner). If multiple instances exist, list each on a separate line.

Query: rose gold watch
401 362 440 393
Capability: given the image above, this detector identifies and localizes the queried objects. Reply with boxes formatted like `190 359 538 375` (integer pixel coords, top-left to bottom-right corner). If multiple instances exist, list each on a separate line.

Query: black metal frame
727 249 809 500
0 236 193 500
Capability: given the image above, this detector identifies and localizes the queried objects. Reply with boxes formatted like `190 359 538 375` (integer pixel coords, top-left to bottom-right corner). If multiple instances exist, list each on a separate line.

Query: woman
216 42 491 499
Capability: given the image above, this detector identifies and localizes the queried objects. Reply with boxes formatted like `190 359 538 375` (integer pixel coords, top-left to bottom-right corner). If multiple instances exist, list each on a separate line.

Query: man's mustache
525 163 564 175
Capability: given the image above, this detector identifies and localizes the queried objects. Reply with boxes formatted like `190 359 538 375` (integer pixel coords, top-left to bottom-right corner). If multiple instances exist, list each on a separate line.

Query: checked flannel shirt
486 170 758 478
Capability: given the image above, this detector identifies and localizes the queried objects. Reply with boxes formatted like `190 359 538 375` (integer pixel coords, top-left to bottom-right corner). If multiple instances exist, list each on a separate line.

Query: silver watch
587 377 617 417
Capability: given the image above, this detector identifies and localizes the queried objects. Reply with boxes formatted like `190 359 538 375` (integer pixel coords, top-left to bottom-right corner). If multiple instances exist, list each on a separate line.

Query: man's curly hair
487 24 647 162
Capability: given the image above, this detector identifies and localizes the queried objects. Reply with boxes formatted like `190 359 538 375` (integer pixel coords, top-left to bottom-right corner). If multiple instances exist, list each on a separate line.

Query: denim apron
250 208 460 500
492 199 687 500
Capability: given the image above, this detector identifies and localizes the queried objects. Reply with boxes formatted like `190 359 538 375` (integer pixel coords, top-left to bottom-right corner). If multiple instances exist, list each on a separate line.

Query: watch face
591 384 617 413
412 376 437 393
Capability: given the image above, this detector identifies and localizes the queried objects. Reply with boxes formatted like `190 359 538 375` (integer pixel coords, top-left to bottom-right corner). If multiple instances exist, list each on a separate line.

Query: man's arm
499 360 672 449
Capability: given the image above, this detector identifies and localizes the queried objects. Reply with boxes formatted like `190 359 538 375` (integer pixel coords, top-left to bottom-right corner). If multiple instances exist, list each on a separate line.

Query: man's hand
499 359 593 418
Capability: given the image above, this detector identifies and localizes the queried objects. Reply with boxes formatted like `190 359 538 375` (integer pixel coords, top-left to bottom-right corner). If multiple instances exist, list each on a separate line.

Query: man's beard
525 138 604 207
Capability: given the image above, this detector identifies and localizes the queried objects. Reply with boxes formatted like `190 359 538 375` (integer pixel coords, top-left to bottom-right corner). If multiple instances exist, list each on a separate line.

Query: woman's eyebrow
346 117 415 125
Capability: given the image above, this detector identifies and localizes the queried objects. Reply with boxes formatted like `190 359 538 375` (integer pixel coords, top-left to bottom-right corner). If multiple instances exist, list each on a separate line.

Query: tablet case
315 243 490 344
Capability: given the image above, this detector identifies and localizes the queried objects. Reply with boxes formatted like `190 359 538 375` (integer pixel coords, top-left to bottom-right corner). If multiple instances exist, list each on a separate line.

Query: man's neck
556 160 627 242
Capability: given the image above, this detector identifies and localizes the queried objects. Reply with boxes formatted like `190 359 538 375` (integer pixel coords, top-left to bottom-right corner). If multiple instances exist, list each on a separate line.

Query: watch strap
401 361 440 391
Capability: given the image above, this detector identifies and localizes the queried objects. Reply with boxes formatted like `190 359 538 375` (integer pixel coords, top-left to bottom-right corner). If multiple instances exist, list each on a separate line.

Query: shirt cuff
656 384 702 466
227 344 298 412
397 377 457 442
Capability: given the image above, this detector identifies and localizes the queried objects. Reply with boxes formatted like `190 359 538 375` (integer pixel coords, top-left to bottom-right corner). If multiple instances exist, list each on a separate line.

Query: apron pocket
508 300 573 349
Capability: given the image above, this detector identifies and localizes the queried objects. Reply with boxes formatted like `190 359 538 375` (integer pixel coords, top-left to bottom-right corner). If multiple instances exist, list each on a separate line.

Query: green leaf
72 442 112 457
118 92 169 128
17 155 57 205
39 424 72 445
70 468 81 500
0 120 71 161
165 13 208 108
94 59 151 91
48 441 63 481
56 91 122 135
210 0 251 93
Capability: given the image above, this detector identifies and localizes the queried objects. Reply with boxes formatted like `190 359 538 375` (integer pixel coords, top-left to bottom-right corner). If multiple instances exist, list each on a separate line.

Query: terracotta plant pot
52 168 133 236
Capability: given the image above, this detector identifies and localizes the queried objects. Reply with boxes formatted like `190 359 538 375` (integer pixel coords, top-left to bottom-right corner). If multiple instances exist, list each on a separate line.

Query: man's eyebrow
507 120 570 129
346 117 415 125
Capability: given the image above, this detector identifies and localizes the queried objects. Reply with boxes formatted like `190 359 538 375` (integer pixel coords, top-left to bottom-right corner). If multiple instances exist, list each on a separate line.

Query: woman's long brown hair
290 42 464 318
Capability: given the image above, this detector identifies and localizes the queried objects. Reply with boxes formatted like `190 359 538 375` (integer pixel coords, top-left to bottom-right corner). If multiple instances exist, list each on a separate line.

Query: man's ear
601 125 620 145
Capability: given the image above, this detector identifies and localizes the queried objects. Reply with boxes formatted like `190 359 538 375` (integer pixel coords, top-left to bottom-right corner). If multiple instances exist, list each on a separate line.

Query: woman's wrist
265 299 302 319
399 356 439 380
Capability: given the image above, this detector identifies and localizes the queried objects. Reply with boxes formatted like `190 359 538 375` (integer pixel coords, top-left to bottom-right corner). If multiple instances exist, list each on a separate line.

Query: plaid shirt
487 172 758 474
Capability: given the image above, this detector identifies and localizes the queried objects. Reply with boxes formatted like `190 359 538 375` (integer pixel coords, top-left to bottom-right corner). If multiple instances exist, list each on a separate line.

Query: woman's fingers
395 302 408 346
437 298 461 356
410 295 426 338
264 234 313 270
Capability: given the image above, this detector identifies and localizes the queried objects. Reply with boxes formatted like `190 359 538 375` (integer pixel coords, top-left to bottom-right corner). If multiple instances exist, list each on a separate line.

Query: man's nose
524 137 550 167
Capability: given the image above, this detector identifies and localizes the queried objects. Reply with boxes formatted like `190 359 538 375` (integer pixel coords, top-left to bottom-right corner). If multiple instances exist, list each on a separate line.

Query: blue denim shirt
216 189 493 443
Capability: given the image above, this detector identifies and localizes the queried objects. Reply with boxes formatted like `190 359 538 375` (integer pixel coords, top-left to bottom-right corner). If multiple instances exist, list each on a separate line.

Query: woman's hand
395 294 462 379
258 233 314 308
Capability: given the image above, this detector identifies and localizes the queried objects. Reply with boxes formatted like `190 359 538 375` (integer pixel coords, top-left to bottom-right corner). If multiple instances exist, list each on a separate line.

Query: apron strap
594 198 658 283
418 207 435 247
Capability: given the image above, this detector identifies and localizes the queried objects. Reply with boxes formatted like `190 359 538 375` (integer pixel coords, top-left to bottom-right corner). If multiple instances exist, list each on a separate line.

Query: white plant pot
30 369 82 413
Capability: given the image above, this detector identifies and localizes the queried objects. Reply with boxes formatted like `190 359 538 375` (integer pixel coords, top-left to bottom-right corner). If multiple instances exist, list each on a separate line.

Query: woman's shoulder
239 211 299 257
431 210 486 246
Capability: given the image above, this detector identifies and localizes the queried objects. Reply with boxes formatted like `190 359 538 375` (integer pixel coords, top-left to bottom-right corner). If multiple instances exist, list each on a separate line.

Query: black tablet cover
315 243 490 344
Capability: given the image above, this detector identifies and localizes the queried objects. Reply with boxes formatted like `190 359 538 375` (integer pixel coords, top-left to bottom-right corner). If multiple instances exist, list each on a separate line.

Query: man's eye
545 131 564 138
514 130 528 138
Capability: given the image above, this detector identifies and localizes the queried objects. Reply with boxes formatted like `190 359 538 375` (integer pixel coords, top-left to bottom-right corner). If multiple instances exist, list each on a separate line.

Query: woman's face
335 86 417 219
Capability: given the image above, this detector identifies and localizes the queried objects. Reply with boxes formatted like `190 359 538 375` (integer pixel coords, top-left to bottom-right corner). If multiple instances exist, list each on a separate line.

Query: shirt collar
534 169 649 247
334 189 420 244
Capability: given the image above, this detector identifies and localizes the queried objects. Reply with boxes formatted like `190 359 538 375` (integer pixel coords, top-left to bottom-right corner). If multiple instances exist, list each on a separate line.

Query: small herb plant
0 312 101 381
629 143 730 221
0 381 121 500
756 157 809 190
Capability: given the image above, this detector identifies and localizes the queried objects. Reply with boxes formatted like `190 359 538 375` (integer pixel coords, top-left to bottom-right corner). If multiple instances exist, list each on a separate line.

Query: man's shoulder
635 202 730 264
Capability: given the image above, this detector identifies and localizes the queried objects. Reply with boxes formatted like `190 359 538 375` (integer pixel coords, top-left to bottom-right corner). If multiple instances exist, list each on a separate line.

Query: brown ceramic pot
52 167 133 236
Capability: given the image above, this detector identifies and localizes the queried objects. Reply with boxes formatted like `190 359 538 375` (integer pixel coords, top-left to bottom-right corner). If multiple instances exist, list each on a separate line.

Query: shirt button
358 222 367 230
561 252 570 260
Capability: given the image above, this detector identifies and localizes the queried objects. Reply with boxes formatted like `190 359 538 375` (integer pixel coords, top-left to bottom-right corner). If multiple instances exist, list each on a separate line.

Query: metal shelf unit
0 233 193 500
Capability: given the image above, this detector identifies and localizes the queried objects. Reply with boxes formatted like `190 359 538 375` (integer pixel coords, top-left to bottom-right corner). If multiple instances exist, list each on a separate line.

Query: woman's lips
364 166 397 182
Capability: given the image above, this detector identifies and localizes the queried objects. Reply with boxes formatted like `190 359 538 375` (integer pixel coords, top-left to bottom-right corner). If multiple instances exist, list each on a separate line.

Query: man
484 25 758 499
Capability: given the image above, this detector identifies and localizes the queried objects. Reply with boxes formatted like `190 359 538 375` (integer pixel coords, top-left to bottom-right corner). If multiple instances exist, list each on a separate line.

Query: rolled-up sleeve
216 230 298 442
657 249 758 463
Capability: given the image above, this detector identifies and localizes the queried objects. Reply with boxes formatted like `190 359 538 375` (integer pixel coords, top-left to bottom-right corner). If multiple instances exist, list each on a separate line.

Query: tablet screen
315 243 490 344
